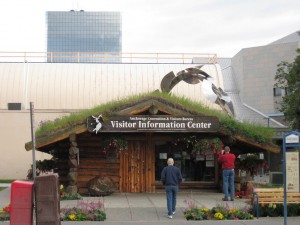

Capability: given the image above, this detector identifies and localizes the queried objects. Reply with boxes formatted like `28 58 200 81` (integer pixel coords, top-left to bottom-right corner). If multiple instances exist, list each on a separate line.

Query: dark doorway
154 141 215 182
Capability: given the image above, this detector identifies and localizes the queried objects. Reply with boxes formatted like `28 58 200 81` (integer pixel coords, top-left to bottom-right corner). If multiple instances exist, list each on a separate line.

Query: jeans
223 169 235 200
165 185 178 216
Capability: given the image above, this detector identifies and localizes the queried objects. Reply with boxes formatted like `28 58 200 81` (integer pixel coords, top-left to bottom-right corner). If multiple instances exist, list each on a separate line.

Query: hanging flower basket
102 136 128 155
193 138 223 156
235 154 266 177
173 136 223 156
173 135 197 152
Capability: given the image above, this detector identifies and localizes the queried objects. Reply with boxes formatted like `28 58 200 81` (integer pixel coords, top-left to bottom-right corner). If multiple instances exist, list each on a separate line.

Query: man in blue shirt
161 158 183 219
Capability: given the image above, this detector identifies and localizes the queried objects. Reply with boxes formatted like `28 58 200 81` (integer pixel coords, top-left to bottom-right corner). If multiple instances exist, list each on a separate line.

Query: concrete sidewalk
0 187 10 209
1 187 300 224
60 190 243 222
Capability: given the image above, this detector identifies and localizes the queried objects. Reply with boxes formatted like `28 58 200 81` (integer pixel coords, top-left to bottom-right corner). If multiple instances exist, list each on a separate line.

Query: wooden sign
87 115 220 133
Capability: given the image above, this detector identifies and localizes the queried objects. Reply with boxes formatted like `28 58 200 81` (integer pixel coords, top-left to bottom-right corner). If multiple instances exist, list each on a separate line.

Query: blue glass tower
46 10 122 63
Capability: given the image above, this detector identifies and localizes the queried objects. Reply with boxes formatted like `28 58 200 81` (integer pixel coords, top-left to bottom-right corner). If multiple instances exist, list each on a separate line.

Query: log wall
52 132 218 195
76 133 120 195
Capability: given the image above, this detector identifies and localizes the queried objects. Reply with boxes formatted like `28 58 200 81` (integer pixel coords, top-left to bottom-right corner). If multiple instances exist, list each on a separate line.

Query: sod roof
25 92 280 153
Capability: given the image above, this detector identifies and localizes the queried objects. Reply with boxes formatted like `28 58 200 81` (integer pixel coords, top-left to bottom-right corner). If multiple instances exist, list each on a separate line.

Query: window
285 87 290 96
273 87 282 97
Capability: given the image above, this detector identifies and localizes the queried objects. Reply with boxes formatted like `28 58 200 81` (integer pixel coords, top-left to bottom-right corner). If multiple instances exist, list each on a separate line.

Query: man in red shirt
218 146 236 201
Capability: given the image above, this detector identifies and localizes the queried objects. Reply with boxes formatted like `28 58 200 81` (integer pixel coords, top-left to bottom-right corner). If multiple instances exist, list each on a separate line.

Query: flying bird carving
160 66 235 117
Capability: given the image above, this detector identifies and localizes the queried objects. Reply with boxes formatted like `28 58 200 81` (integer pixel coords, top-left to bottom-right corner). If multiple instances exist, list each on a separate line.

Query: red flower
3 204 11 213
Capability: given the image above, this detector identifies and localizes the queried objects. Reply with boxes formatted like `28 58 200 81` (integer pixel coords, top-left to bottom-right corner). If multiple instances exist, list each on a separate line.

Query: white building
0 30 299 179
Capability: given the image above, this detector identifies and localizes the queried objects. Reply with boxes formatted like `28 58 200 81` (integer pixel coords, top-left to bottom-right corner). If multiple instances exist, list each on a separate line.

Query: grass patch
0 180 14 183
0 180 14 191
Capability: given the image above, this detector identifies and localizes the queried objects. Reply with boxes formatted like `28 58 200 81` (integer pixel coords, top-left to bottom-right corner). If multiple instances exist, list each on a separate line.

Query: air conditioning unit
269 172 283 185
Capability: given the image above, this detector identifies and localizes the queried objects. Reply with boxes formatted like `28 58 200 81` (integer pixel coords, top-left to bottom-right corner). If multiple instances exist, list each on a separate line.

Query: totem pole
66 133 79 195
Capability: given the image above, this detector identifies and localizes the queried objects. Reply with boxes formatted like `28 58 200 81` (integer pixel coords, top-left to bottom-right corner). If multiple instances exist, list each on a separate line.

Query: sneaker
172 211 176 215
167 215 173 219
222 198 228 201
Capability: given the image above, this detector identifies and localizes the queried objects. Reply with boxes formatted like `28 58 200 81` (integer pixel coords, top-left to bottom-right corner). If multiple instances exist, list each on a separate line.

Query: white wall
0 111 69 179
0 63 224 179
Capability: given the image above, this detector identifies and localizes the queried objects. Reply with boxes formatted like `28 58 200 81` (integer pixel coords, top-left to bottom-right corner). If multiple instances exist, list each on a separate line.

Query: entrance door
155 141 216 182
120 140 155 192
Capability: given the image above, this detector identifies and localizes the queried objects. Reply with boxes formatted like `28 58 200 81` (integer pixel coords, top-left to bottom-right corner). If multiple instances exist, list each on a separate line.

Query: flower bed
254 203 300 217
60 199 106 221
183 199 253 220
0 204 10 221
0 200 106 222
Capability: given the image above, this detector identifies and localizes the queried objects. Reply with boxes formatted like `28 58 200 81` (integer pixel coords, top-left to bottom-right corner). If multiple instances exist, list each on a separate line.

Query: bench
252 188 300 218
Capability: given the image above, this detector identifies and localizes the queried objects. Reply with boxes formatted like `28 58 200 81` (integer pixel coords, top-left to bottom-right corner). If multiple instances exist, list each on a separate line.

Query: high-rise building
46 10 122 63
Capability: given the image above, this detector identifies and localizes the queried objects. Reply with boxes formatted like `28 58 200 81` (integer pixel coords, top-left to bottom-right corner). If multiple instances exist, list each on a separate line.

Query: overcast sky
0 0 299 57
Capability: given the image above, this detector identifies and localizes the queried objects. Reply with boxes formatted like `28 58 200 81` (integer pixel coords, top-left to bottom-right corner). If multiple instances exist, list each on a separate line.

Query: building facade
231 40 299 117
0 31 299 183
0 61 223 179
46 10 122 63
212 32 300 129
24 97 279 194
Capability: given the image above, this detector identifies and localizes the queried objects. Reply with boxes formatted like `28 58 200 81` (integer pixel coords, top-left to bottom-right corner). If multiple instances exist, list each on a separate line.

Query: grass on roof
35 92 275 145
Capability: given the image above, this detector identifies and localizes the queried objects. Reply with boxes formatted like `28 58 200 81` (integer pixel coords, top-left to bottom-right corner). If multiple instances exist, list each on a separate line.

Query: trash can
10 180 34 225
35 174 60 225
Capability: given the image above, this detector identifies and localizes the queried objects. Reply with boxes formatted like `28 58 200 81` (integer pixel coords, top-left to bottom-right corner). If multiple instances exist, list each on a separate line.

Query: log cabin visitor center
22 58 281 195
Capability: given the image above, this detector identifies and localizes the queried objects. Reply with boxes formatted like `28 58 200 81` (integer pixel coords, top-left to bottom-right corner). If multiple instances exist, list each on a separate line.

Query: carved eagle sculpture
160 65 235 117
